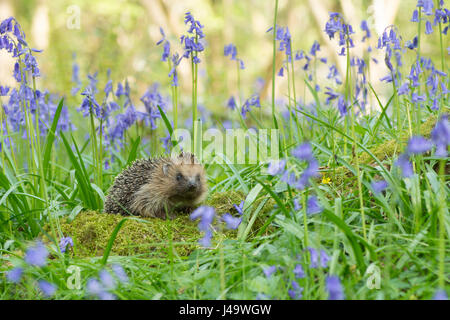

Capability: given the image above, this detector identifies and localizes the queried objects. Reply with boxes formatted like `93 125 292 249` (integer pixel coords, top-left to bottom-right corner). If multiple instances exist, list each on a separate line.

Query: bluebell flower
308 247 330 268
293 264 305 278
288 280 303 299
161 41 170 62
411 9 420 22
184 12 205 38
431 115 449 157
407 136 432 154
337 95 348 116
371 180 388 194
99 269 116 290
310 41 320 56
263 266 276 278
221 213 242 230
326 276 344 300
38 280 56 297
190 206 216 247
267 160 286 176
24 241 48 267
395 153 414 178
277 66 284 77
411 92 426 103
156 27 166 45
7 267 23 283
398 82 410 95
281 170 297 187
224 44 237 60
306 195 323 215
86 278 103 296
227 96 237 110
112 264 129 284
433 289 448 300
425 21 433 34
59 236 73 253
0 85 9 96
241 94 261 119
233 201 245 216
292 142 313 161
361 20 371 41
418 0 434 16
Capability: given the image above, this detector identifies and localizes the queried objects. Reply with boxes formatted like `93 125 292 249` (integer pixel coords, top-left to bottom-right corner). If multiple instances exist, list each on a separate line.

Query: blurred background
0 0 444 112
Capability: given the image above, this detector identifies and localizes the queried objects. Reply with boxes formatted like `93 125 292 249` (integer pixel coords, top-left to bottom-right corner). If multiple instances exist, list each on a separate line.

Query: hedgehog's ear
190 153 196 164
162 164 170 176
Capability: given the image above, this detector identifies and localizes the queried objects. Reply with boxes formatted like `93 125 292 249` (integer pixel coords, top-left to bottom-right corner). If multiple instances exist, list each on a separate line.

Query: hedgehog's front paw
154 210 175 220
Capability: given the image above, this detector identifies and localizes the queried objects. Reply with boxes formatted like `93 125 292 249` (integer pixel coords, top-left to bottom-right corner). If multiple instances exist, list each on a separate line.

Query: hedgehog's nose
187 179 198 191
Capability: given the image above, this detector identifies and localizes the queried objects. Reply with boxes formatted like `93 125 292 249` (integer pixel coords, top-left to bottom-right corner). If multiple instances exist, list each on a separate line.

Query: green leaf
43 98 64 179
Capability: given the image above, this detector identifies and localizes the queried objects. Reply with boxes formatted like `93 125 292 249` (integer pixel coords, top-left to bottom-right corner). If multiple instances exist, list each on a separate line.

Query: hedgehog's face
173 166 204 195
163 152 207 201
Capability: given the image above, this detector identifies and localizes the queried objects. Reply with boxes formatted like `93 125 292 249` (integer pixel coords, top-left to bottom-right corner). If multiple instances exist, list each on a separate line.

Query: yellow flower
322 176 331 184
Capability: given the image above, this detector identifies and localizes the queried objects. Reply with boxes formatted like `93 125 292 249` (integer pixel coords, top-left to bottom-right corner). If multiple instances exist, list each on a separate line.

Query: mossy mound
330 116 437 188
51 190 273 258
359 115 437 164
53 210 200 258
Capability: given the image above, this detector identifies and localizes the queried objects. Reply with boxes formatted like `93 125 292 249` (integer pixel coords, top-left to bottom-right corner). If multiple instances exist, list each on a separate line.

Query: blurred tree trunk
32 0 50 50
0 0 15 87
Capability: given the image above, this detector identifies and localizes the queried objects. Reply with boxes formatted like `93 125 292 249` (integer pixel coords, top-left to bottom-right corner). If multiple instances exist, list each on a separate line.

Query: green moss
329 116 437 192
51 210 200 258
360 115 437 164
50 190 274 258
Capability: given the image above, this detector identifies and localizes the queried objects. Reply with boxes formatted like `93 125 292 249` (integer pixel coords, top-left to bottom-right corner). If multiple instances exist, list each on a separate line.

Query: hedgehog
104 152 207 219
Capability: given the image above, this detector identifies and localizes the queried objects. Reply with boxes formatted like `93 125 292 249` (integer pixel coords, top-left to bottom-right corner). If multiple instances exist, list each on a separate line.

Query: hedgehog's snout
187 178 198 191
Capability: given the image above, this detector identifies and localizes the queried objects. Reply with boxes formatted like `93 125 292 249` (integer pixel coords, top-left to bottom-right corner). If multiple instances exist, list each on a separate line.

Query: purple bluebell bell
224 44 237 60
337 95 348 116
241 94 261 119
433 289 448 300
431 115 449 157
288 281 303 299
310 41 320 56
308 247 330 268
361 20 371 41
38 281 56 297
99 269 116 290
425 21 433 34
407 136 432 154
371 180 389 194
24 241 48 267
292 142 313 161
190 206 216 247
398 82 410 95
7 267 23 283
418 0 434 16
112 264 129 284
263 266 276 278
277 66 284 77
267 160 286 176
233 201 245 216
156 27 165 45
395 153 414 178
411 10 420 22
293 264 305 278
306 195 323 215
0 85 9 96
227 96 237 110
59 236 74 253
326 276 344 300
221 213 242 230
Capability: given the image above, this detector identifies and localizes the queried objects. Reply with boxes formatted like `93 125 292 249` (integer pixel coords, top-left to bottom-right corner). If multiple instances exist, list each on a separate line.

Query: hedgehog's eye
176 173 183 181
